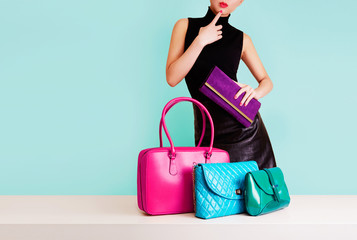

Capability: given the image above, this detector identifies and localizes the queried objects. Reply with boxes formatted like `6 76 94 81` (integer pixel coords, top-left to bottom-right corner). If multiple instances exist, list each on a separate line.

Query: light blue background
0 0 356 195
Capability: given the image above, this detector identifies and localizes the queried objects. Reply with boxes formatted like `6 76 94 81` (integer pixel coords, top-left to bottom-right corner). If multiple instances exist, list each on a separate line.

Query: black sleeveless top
182 6 277 169
184 6 243 103
184 6 245 143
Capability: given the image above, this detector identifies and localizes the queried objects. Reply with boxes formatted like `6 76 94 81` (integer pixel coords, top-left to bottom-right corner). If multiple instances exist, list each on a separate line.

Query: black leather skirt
193 100 277 169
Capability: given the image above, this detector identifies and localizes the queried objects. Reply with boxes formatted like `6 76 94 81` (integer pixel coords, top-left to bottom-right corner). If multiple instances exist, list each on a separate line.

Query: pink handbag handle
160 97 215 173
159 98 206 148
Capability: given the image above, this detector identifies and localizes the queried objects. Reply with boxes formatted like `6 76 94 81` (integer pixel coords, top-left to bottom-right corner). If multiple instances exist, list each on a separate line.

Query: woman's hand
233 82 260 107
197 10 223 47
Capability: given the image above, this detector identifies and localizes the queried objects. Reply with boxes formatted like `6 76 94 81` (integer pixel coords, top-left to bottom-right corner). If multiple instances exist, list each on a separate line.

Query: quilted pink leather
137 97 230 215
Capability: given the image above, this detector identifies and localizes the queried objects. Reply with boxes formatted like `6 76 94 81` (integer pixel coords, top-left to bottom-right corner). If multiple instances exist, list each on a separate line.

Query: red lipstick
220 2 228 8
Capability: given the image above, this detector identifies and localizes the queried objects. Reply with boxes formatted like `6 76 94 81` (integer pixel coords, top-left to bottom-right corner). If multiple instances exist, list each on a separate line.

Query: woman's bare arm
240 32 273 100
165 18 204 87
166 12 223 87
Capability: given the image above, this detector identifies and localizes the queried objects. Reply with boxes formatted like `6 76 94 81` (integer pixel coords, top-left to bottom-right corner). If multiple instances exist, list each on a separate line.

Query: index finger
210 10 222 25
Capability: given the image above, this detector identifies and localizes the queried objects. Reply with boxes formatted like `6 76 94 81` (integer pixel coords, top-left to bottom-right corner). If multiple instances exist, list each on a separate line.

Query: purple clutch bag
199 66 261 128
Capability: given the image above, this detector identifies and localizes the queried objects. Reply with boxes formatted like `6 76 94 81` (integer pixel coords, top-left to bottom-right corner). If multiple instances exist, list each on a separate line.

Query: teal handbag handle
263 168 281 202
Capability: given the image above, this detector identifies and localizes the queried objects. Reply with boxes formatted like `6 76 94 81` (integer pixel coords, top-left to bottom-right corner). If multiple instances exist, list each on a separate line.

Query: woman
165 0 277 169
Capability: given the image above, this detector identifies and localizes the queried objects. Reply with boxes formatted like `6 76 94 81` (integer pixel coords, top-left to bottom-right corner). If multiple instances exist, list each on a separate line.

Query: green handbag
244 167 290 216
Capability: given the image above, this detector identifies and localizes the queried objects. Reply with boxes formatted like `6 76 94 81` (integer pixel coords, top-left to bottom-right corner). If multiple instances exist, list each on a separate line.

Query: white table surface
0 195 356 240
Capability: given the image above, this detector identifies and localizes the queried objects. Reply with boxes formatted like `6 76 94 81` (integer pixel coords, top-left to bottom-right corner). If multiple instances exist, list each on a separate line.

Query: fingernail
244 103 247 106
240 102 242 106
220 10 222 13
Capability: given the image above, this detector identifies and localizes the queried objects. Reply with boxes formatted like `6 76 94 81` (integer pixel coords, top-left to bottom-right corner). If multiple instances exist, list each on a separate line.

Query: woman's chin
219 8 229 16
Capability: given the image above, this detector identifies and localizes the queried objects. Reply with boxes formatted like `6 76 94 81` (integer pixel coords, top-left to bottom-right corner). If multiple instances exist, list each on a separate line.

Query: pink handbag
137 97 230 215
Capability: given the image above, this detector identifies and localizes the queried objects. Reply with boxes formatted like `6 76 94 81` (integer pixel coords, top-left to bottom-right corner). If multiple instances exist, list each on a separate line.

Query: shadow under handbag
244 167 291 216
137 97 230 215
193 161 259 219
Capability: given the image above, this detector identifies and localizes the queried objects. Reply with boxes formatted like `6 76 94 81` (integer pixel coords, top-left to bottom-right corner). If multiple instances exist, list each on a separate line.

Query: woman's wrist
254 88 263 100
254 78 273 100
194 35 206 49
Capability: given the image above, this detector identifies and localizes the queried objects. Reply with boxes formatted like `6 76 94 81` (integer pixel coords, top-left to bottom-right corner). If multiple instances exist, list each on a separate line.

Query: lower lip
220 3 228 8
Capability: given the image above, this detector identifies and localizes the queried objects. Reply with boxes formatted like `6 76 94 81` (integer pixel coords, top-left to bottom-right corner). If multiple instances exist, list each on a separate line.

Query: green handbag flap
200 161 259 200
249 167 285 196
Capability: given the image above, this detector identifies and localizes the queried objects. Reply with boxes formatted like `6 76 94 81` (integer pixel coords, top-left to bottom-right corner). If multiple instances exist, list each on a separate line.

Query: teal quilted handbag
244 167 290 216
193 161 259 219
